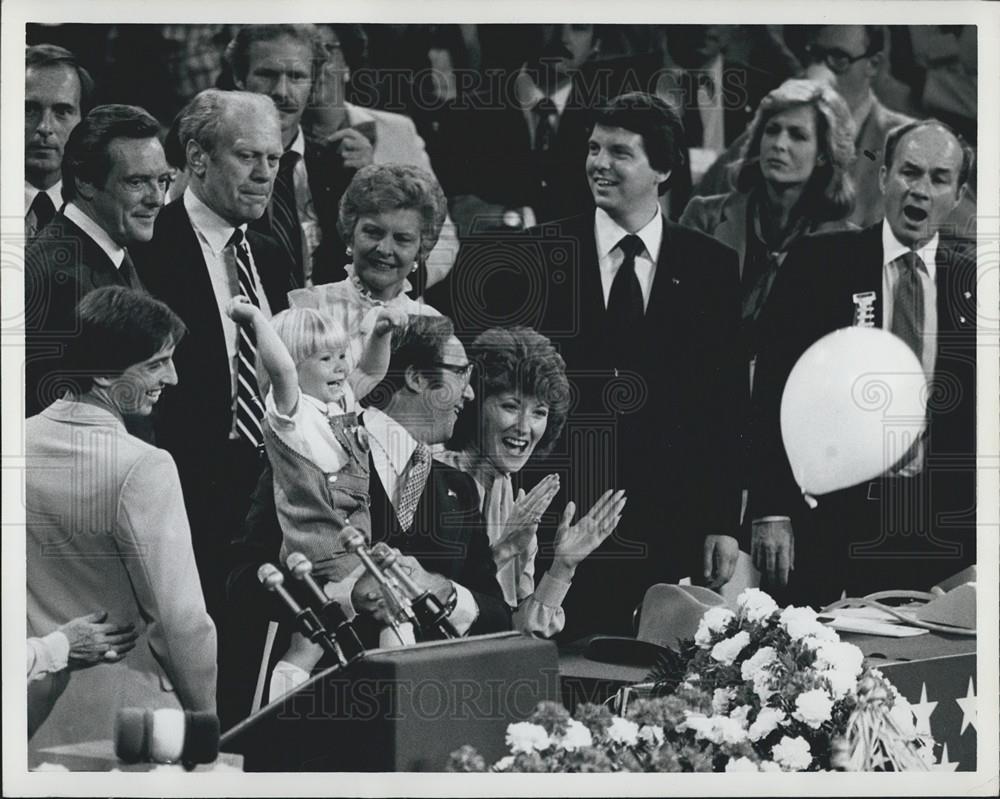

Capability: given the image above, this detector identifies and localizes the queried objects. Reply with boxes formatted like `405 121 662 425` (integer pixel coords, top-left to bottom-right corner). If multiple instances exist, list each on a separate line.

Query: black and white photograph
2 0 997 795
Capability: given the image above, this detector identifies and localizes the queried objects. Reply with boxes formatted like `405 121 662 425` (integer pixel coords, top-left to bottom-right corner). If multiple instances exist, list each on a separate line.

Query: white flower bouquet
448 589 935 773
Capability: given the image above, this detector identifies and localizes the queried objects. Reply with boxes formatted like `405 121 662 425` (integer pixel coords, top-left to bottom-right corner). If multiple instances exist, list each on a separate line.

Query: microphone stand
285 552 365 664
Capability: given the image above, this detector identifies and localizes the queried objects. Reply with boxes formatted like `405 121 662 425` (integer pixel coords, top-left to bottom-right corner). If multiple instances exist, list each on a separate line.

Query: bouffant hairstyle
448 326 570 458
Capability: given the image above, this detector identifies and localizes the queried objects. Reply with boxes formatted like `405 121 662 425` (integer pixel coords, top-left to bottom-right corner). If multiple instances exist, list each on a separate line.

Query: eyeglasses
433 361 474 381
804 43 874 74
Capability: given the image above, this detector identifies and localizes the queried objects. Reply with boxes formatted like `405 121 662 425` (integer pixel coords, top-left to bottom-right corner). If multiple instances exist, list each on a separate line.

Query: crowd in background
22 22 979 758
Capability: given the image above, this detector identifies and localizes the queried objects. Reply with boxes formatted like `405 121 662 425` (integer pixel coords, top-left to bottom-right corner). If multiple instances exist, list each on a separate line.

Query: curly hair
734 78 857 222
448 326 570 458
337 164 448 261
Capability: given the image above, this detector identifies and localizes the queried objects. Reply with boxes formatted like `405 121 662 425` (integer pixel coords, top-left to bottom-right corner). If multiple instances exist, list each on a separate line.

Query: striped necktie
397 443 430 531
270 150 303 280
229 228 265 448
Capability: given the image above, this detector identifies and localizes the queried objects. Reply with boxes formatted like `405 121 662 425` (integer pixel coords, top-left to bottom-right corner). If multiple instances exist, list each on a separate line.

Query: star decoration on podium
932 743 959 771
955 677 977 735
911 682 938 737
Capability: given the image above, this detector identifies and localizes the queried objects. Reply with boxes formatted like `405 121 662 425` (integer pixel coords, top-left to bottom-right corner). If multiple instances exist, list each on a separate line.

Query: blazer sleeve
447 472 513 634
116 448 218 712
748 239 821 520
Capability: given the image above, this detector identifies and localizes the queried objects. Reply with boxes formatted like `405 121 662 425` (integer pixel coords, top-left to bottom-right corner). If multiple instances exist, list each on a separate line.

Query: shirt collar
594 206 663 262
363 406 419 476
25 180 63 212
288 126 306 157
516 68 574 115
183 187 247 255
63 202 126 267
881 219 938 279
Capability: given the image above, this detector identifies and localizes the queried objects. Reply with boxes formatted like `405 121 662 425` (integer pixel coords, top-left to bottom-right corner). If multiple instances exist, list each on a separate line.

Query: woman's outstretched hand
550 489 627 581
492 473 560 568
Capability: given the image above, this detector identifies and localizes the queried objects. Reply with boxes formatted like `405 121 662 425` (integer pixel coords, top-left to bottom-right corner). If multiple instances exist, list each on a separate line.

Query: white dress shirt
594 206 663 310
25 181 64 230
363 407 478 633
184 188 273 435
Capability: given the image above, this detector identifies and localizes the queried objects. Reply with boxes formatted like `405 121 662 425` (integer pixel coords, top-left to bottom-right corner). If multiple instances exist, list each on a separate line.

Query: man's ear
877 164 887 196
403 364 425 393
187 140 207 178
865 52 883 79
92 375 114 388
74 175 97 201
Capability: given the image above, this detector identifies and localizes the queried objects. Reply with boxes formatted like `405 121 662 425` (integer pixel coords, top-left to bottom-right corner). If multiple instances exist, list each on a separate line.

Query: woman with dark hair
438 326 626 637
680 78 857 368
288 163 446 379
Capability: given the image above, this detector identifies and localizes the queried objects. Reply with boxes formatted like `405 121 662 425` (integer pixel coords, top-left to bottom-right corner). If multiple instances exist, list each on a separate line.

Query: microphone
285 552 364 664
256 563 344 662
371 542 459 640
342 527 417 644
115 708 219 766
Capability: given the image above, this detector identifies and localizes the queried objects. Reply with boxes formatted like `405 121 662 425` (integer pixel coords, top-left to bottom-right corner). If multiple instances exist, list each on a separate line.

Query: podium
221 632 560 771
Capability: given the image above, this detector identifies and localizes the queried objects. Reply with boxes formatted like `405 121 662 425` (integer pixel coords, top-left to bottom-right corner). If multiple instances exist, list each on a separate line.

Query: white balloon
780 328 928 499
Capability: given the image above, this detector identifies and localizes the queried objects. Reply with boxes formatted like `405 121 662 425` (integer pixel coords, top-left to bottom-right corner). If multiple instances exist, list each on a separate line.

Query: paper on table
821 616 929 637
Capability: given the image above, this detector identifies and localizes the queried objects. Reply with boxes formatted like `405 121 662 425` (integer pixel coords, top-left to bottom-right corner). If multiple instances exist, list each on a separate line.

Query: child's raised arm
226 297 299 416
351 307 408 400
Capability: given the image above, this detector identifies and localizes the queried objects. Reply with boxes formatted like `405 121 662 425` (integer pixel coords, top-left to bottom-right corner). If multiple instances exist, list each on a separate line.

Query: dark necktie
397 443 430 531
27 191 56 239
229 229 265 448
270 150 303 280
891 251 926 364
606 234 646 362
533 98 558 154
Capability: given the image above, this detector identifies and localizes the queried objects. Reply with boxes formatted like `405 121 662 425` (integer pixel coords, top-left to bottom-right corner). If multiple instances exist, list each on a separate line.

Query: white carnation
737 588 779 623
748 706 786 741
792 688 834 728
780 606 837 641
505 722 551 754
493 755 515 771
725 756 760 772
556 719 593 752
711 630 751 665
740 646 777 680
606 716 639 746
814 640 864 675
695 606 735 647
771 735 813 771
822 668 858 699
759 759 782 772
681 712 748 745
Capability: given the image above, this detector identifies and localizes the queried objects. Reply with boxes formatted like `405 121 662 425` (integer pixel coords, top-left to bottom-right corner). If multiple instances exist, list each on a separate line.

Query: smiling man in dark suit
432 92 745 640
749 119 977 605
25 104 170 417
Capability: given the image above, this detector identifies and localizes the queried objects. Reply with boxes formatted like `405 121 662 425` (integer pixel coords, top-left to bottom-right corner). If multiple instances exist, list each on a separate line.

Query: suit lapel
713 194 749 274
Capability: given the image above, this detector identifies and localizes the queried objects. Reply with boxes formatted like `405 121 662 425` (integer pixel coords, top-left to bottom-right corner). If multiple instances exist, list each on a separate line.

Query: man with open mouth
750 118 977 606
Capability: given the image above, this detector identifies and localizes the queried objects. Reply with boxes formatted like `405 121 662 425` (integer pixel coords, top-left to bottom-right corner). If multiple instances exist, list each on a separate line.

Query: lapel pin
963 291 972 299
447 489 457 498
671 277 681 285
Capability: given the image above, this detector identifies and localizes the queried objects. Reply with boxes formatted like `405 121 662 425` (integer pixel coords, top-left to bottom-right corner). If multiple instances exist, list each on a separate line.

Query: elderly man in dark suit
134 88 296 730
25 103 170 417
431 92 745 640
133 89 295 620
749 119 977 606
